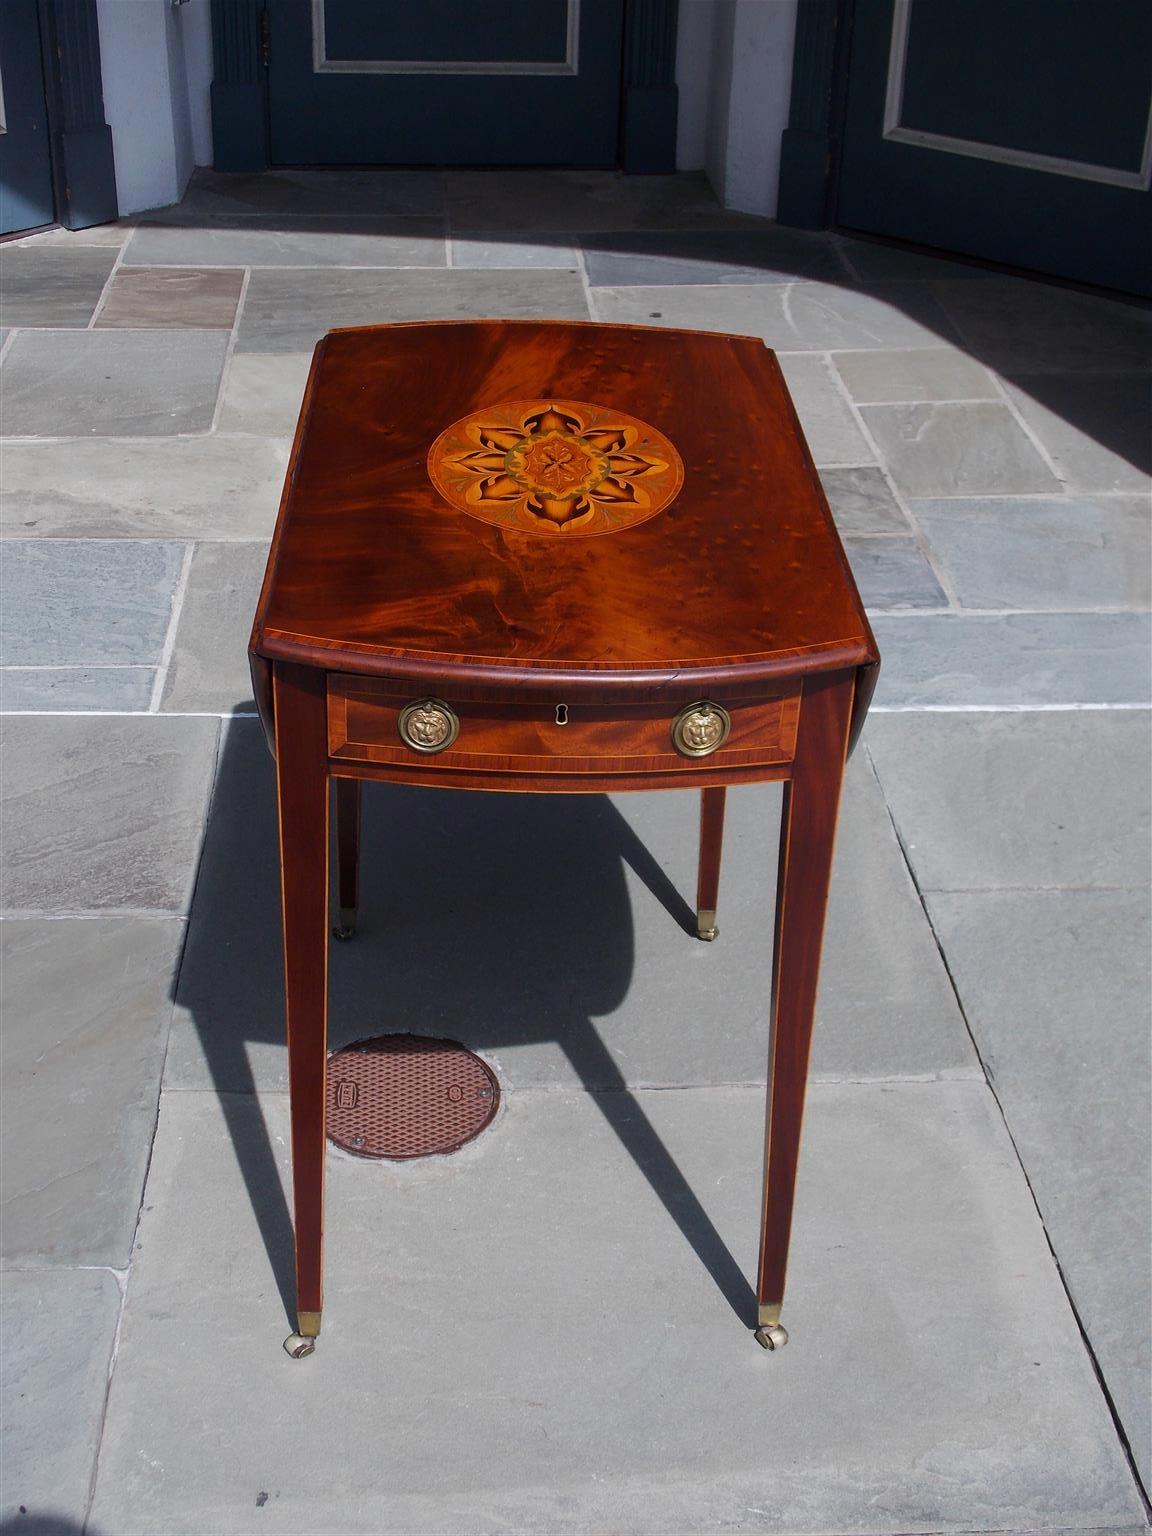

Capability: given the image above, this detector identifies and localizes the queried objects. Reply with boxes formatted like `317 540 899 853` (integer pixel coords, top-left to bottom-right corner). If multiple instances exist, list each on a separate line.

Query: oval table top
250 319 878 698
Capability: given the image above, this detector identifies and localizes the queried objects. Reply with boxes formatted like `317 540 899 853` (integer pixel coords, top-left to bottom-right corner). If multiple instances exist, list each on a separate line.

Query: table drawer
328 675 800 776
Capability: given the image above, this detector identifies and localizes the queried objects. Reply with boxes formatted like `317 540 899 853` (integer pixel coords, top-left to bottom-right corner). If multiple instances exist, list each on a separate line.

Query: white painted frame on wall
882 0 1152 191
311 0 581 76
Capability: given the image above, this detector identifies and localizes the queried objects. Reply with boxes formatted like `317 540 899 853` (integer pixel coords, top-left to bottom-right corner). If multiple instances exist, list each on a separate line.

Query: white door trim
882 0 1152 191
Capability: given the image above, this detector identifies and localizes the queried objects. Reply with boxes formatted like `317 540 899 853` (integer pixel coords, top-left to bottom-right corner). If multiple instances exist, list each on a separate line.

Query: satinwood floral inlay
427 398 684 538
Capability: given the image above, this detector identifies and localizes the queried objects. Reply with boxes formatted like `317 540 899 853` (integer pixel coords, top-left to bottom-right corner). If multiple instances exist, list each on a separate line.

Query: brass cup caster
284 1310 321 1358
696 909 719 942
332 907 357 942
754 1323 789 1351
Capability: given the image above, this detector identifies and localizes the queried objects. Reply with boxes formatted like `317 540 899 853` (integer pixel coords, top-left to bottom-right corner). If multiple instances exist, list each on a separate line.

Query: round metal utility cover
326 1034 499 1160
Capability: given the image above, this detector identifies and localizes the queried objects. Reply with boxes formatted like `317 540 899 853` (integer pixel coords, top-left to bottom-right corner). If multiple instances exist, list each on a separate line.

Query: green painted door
0 0 55 235
267 0 626 166
838 0 1152 295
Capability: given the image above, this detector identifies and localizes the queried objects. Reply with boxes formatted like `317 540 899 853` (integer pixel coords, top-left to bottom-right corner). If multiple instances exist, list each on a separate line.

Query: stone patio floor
0 168 1149 1536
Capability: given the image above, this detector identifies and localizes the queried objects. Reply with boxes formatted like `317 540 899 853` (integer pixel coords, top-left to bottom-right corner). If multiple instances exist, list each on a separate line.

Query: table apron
327 673 800 780
328 758 794 793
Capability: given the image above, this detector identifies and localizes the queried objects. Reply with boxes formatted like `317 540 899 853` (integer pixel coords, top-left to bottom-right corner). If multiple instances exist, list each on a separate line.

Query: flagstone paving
88 1084 1140 1536
0 168 1148 1535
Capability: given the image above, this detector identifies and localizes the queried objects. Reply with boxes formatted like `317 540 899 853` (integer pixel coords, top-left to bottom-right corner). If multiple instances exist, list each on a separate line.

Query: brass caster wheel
696 909 719 942
332 924 355 942
754 1323 789 1351
283 1333 316 1359
697 923 719 942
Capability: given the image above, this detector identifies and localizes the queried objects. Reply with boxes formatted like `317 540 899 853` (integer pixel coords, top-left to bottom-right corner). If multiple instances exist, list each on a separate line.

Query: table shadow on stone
174 714 770 1333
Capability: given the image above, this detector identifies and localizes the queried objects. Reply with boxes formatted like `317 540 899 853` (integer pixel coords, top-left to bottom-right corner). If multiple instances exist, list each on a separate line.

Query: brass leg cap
754 1323 789 1351
696 909 719 942
285 1309 321 1358
333 906 357 941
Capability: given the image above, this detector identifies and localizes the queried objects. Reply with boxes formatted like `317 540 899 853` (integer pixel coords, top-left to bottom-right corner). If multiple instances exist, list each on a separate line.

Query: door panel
0 0 55 235
838 0 1152 294
269 0 625 166
318 1 574 68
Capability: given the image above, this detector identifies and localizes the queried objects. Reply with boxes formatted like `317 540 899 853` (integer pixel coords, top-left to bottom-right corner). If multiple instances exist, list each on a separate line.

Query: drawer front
328 675 799 776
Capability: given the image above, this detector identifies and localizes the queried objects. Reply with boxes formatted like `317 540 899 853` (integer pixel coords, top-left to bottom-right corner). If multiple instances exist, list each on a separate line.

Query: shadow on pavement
173 714 758 1332
0 1516 102 1535
129 165 1151 483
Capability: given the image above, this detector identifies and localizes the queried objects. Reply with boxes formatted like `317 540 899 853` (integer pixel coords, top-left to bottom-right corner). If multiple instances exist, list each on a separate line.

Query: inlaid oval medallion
427 398 684 538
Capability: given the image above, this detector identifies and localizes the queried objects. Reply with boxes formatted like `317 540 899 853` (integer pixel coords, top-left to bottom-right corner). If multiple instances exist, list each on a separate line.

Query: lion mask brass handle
671 700 731 758
397 698 460 754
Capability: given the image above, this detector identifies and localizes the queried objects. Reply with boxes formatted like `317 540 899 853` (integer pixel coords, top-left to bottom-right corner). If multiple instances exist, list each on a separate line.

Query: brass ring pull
671 700 731 758
397 698 460 754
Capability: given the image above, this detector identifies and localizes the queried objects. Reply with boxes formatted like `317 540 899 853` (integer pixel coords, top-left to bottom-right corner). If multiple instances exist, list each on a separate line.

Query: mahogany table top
251 320 877 694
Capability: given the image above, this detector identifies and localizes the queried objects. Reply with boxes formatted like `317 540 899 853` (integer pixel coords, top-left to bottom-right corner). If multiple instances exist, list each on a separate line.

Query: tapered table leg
696 787 726 940
756 671 855 1349
273 662 330 1357
333 777 361 940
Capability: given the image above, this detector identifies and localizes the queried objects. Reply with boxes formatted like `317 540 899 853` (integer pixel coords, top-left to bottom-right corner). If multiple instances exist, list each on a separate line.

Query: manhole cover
326 1034 499 1160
